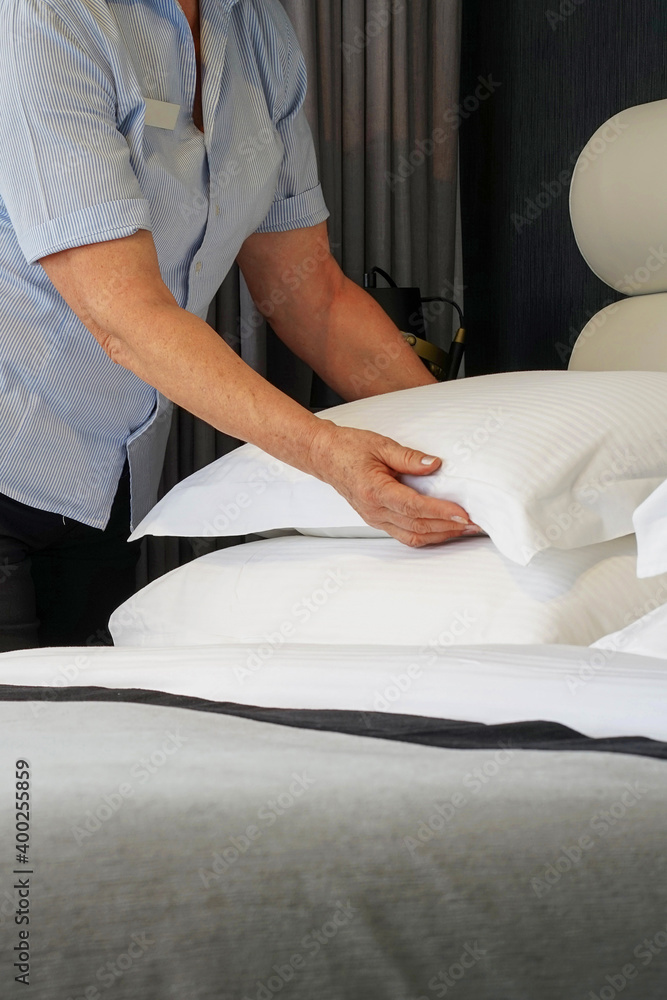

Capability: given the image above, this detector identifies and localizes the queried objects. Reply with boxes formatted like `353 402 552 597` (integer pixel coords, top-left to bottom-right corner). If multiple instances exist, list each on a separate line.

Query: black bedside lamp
363 266 465 381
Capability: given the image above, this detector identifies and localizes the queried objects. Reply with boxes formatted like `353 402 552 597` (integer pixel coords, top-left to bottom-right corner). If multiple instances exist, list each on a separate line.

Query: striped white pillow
131 371 667 565
110 534 667 650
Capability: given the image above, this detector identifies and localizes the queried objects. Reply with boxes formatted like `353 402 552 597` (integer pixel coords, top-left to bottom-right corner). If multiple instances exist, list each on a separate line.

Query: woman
0 0 474 650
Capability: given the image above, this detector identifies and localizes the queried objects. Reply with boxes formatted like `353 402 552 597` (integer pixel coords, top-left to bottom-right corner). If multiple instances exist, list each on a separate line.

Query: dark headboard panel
459 0 667 374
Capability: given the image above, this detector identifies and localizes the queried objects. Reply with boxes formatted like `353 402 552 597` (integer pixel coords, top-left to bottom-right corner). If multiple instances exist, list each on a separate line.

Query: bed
1 641 667 1000
3 101 667 999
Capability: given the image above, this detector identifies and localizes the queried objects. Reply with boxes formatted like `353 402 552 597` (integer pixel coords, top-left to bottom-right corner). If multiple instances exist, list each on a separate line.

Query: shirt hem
0 481 111 530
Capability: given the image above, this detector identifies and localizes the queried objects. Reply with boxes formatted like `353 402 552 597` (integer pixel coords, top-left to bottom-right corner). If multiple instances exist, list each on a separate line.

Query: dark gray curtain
138 0 462 586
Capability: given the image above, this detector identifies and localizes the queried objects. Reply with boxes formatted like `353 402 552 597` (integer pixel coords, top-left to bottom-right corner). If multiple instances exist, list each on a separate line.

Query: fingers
380 509 474 536
377 477 471 524
375 522 474 548
356 473 482 547
375 515 483 547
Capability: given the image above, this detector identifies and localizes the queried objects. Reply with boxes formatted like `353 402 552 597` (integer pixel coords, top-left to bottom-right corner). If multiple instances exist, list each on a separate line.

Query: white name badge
143 98 180 130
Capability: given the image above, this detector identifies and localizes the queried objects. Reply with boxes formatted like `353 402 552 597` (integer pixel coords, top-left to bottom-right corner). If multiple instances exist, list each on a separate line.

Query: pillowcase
130 370 667 566
633 478 667 578
592 600 667 660
109 533 667 650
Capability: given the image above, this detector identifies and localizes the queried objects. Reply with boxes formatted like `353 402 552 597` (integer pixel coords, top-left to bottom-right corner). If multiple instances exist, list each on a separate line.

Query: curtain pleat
137 0 462 587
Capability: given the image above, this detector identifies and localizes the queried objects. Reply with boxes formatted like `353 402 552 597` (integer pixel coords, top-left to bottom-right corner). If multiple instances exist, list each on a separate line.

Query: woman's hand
307 420 479 547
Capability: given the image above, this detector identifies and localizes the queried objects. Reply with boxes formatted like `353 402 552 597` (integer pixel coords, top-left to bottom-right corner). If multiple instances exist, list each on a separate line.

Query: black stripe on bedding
1 684 666 760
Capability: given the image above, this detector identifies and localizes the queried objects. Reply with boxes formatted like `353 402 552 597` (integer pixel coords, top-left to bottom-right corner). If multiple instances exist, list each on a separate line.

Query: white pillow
592 599 667 659
109 533 667 650
633 478 667 578
130 371 667 566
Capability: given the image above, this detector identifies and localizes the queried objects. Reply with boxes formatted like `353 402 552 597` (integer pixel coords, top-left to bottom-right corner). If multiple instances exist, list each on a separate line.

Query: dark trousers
0 466 141 651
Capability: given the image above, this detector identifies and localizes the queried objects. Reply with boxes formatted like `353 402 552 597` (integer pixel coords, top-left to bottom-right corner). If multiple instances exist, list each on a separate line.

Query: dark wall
460 0 667 374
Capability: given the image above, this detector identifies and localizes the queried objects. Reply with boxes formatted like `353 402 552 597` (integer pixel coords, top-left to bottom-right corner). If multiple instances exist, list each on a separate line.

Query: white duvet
1 642 666 742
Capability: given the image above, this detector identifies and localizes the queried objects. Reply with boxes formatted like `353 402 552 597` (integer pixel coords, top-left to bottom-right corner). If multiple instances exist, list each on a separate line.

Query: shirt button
195 261 202 273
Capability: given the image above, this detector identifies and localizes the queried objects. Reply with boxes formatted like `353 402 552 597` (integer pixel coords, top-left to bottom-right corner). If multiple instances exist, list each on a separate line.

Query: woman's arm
40 229 473 546
237 221 436 400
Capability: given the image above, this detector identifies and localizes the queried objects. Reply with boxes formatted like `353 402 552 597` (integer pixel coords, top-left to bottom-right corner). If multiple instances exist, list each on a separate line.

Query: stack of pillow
110 371 667 653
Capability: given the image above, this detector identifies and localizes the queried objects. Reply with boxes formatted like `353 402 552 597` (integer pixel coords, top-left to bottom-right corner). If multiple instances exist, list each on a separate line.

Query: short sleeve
253 5 329 234
0 0 152 264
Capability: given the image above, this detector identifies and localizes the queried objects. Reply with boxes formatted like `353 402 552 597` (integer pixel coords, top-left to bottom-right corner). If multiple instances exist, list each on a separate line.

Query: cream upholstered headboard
568 99 667 373
568 295 667 372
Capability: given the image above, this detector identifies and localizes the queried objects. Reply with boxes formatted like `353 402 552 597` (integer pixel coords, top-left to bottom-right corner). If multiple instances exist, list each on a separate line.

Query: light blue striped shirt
0 0 329 529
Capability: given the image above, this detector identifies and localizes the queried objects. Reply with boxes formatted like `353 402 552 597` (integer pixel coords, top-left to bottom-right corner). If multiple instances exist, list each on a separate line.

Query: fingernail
420 456 437 466
451 516 469 525
463 526 483 535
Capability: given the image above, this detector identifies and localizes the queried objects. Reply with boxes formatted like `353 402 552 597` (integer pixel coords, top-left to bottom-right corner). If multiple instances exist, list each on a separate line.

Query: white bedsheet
1 642 666 742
